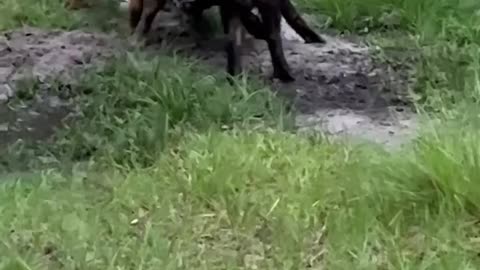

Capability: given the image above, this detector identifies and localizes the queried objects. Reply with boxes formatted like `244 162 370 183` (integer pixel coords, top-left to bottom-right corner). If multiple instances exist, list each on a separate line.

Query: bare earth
0 11 418 151
0 28 121 148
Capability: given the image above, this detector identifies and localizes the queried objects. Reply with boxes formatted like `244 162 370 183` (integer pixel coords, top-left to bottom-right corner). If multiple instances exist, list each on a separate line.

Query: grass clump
297 0 480 37
297 0 480 105
2 127 480 269
44 53 290 167
0 0 125 31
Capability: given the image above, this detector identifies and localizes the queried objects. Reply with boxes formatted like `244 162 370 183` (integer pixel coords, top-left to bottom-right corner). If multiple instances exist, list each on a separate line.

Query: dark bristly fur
129 0 325 83
183 0 325 83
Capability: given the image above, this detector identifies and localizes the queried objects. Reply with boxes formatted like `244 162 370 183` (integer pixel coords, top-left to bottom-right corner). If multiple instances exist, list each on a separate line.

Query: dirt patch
0 11 418 151
0 27 121 148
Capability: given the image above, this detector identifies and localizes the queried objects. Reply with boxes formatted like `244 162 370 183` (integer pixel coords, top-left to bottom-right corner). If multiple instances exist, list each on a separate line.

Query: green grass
0 52 291 171
2 0 480 269
2 127 480 269
0 0 126 32
52 53 289 166
297 0 480 106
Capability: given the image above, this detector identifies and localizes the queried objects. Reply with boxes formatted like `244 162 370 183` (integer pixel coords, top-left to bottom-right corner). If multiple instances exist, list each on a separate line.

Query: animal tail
280 0 325 43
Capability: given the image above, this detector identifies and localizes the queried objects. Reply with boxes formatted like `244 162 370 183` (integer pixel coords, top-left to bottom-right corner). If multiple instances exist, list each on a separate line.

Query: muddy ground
0 10 418 154
0 28 122 150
